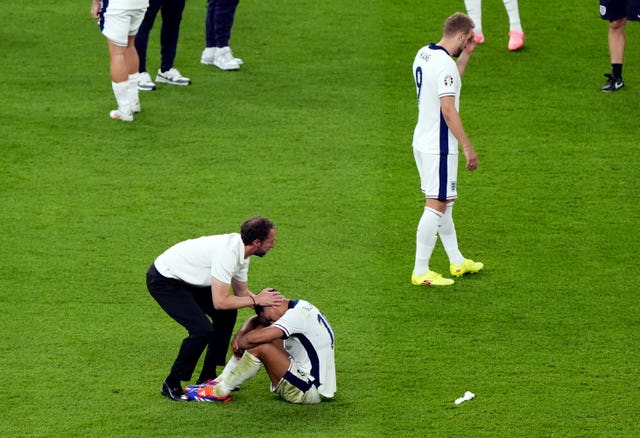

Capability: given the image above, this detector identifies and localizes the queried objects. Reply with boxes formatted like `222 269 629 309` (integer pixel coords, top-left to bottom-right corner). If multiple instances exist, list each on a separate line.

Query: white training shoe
130 101 141 114
155 68 191 86
201 47 243 66
201 48 217 65
213 47 240 71
109 109 133 122
137 72 156 91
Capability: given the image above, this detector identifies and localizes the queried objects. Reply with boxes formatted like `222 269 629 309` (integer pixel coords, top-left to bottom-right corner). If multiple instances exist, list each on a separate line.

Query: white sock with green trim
216 355 240 382
214 352 261 397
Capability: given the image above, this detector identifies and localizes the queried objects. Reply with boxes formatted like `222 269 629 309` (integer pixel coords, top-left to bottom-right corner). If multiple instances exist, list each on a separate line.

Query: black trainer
601 73 624 92
161 381 189 401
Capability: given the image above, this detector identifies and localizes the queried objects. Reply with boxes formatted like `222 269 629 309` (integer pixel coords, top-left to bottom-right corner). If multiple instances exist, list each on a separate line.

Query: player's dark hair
443 12 474 37
254 304 265 315
240 216 275 245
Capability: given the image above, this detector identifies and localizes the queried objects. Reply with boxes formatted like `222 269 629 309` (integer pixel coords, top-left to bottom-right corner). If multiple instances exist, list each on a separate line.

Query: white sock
128 73 140 108
111 81 130 113
438 203 465 266
203 47 216 56
414 207 442 276
503 0 522 32
216 355 240 382
464 0 483 33
215 352 261 397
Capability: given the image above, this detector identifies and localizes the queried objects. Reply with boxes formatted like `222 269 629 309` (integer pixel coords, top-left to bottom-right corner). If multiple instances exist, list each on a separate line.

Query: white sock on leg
111 81 131 114
414 207 442 276
502 0 523 32
127 73 140 111
464 0 483 33
438 203 465 266
216 355 240 382
215 352 261 397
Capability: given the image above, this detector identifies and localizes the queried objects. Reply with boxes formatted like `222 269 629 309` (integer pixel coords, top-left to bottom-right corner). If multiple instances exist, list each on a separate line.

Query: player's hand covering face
455 30 476 57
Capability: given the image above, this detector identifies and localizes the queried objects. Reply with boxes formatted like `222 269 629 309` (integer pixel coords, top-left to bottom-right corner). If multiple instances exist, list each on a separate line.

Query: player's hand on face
464 33 477 54
256 287 284 306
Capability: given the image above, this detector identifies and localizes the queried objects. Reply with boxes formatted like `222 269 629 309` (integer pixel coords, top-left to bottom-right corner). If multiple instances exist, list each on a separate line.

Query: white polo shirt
412 43 461 155
154 233 249 287
273 300 336 398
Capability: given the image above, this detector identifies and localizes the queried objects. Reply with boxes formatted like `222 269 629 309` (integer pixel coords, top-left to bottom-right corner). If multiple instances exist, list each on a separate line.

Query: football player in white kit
90 0 148 121
411 12 484 286
187 295 336 404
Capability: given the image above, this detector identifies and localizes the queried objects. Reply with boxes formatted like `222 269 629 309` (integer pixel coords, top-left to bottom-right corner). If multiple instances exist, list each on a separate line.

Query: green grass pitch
1 0 639 436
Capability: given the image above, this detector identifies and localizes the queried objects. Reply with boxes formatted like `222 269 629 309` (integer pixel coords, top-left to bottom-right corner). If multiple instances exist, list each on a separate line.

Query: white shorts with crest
272 361 322 404
413 149 459 201
99 7 146 46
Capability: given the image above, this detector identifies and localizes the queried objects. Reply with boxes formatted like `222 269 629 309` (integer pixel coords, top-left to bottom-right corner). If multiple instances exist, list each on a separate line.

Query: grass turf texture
1 0 639 436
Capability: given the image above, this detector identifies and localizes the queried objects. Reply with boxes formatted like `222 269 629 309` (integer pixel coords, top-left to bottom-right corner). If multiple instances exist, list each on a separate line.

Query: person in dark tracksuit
146 216 283 401
200 0 244 71
135 0 191 91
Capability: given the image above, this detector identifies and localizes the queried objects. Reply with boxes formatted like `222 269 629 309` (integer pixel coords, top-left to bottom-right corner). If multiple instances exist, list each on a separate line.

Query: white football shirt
272 300 336 398
153 233 249 287
412 43 461 155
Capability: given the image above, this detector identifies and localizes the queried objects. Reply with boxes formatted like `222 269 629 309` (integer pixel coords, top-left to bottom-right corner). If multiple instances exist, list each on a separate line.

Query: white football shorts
100 8 146 47
414 149 459 201
272 361 322 404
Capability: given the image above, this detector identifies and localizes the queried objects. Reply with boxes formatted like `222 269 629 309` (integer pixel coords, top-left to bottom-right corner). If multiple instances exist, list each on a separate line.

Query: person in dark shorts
599 0 640 91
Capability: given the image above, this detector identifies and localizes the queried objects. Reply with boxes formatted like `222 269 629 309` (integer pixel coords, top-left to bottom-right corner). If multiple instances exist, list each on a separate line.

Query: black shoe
601 73 624 92
161 381 190 401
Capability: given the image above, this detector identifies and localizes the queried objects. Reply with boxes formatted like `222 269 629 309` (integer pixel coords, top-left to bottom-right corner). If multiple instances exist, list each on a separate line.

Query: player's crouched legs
273 364 322 404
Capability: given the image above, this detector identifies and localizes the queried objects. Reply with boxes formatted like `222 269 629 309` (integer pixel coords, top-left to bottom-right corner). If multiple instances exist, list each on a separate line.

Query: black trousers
135 0 186 73
205 0 240 48
146 264 237 383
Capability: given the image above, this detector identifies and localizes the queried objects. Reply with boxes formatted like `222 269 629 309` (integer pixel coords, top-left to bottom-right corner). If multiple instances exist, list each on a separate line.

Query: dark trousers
135 0 186 73
146 264 237 383
205 0 240 48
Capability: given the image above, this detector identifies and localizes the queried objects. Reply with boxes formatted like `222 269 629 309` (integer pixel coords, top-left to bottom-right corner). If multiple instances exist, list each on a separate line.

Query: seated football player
186 293 336 404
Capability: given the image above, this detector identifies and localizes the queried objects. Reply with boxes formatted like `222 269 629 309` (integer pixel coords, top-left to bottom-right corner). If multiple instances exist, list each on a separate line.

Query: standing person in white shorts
186 294 336 404
90 0 149 122
411 12 484 287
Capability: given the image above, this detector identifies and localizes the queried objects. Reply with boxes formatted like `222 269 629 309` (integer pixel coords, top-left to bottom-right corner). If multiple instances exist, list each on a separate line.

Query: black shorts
600 0 640 21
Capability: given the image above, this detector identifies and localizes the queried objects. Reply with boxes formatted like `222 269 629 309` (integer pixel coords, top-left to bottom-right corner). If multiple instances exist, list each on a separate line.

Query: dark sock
612 63 623 79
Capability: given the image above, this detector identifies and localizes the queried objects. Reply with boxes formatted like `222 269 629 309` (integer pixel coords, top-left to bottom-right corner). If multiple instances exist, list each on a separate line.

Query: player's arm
211 277 255 310
230 315 267 357
237 326 286 350
212 277 284 310
455 33 477 77
440 95 478 171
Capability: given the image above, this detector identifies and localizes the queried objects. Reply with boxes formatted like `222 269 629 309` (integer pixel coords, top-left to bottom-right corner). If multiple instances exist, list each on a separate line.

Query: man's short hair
240 216 275 245
443 12 475 37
